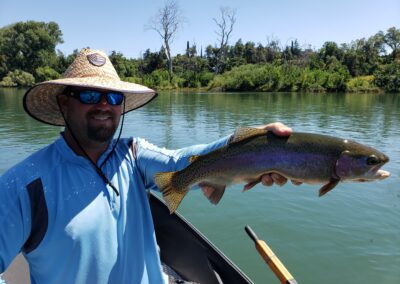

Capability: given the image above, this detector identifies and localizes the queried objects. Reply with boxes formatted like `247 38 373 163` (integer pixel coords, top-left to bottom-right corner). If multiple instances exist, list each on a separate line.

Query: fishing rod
245 225 297 284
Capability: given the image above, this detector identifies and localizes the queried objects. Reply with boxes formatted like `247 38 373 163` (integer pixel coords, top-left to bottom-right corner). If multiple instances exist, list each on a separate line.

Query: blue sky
1 0 399 58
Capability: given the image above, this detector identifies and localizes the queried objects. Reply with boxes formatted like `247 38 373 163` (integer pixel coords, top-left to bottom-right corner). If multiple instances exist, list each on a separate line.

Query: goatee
86 110 119 142
87 125 117 142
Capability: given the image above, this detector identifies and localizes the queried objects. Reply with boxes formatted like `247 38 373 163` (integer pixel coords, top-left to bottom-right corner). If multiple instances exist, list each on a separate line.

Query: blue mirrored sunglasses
69 90 124 105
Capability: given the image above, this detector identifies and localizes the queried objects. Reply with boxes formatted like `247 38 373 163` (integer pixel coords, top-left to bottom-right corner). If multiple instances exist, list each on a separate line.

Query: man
0 48 295 283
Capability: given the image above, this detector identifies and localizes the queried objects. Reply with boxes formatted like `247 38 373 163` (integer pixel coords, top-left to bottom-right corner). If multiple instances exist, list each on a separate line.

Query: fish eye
367 155 380 165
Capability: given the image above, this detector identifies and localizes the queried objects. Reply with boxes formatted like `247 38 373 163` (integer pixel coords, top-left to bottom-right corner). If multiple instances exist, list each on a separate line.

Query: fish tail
154 171 188 214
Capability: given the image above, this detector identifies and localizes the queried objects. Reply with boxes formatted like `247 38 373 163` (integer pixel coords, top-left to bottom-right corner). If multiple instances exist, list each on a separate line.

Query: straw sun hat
23 48 157 126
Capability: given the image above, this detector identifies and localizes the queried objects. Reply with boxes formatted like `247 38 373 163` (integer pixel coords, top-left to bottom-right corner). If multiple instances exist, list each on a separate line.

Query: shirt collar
55 132 116 166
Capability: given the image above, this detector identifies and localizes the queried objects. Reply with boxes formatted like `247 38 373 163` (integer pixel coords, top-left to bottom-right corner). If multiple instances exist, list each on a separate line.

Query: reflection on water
1 88 399 284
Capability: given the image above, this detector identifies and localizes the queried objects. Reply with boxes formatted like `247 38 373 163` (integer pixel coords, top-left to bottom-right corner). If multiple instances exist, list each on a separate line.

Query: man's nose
99 94 108 105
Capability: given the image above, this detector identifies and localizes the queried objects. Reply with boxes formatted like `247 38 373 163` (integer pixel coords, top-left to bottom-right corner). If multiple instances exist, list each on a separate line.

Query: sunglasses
67 89 124 105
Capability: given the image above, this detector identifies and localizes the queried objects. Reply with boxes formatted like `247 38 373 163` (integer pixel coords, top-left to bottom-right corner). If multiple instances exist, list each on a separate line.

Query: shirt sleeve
134 135 231 190
0 169 32 273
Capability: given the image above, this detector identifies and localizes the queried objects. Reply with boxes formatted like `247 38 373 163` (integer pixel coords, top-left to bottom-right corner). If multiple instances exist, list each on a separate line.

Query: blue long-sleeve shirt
0 134 229 284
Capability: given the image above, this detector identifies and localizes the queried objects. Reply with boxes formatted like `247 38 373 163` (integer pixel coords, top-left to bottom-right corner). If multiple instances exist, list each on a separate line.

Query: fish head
335 142 390 182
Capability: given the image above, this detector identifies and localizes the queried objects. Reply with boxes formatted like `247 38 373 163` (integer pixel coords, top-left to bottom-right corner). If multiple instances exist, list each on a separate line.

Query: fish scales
180 132 342 185
154 128 390 213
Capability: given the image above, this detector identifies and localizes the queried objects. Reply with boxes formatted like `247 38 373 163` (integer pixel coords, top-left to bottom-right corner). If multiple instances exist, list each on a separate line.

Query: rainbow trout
154 128 390 213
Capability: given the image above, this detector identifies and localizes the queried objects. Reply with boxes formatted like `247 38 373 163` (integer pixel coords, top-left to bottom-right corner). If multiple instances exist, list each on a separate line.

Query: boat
150 192 253 283
2 192 253 284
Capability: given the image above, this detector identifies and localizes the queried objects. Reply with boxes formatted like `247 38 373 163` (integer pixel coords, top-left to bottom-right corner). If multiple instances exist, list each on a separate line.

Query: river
0 88 399 283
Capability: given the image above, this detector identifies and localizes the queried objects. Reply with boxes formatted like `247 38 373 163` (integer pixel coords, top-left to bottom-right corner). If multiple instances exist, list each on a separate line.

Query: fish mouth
355 165 391 182
372 162 391 179
374 169 391 179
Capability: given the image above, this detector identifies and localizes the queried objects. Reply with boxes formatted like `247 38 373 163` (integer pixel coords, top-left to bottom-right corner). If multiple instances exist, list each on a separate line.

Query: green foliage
35 66 60 82
299 69 328 92
374 62 400 92
346 76 380 92
0 76 16 87
198 71 214 87
208 63 350 92
319 42 344 62
140 69 171 89
0 21 398 93
109 51 139 78
172 52 211 88
139 48 167 74
0 70 35 87
338 36 385 76
151 69 171 87
54 50 78 74
384 27 400 60
0 21 63 79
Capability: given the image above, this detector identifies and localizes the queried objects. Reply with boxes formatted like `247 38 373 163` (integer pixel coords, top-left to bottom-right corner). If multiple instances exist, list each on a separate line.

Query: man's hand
255 121 292 136
254 122 302 188
202 122 302 199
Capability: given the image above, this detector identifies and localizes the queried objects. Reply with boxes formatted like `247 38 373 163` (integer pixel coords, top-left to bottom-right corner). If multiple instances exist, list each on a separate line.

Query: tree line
0 20 399 92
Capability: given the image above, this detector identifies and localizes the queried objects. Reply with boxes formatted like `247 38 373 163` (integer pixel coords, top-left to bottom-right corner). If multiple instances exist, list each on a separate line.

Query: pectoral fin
199 182 226 205
318 178 340 197
242 179 261 191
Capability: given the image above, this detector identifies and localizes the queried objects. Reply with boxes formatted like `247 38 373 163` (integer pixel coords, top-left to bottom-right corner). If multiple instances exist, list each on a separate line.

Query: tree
109 51 139 78
243 41 256 64
227 39 246 68
283 39 301 62
139 48 166 74
319 41 344 62
146 0 184 81
35 66 60 82
55 49 79 74
384 27 400 60
0 21 63 79
340 34 384 77
374 62 400 92
265 36 281 63
205 44 218 72
0 69 35 87
213 7 236 74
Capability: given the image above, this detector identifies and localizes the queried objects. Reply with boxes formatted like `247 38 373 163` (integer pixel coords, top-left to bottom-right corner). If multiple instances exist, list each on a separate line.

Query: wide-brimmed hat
23 48 157 126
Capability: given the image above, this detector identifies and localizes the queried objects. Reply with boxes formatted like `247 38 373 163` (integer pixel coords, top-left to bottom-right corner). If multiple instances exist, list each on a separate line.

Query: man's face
58 87 123 144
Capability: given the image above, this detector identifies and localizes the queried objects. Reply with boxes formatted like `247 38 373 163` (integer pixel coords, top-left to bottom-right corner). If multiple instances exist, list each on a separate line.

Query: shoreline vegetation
0 21 399 93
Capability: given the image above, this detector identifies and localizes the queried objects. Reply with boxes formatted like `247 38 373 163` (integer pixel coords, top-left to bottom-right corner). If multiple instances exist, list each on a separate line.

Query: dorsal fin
189 155 200 163
230 127 268 144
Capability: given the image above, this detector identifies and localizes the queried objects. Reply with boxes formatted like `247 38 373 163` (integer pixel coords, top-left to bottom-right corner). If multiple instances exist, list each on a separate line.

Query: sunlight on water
1 89 399 283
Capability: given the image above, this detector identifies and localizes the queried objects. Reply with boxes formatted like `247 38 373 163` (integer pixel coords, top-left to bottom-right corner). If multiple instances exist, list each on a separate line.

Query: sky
1 0 399 59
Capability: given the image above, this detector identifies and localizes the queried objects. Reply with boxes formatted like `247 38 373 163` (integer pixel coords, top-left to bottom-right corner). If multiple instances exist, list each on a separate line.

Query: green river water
1 88 399 283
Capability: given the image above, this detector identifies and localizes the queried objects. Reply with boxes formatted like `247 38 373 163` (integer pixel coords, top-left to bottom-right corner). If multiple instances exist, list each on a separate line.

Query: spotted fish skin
154 128 390 213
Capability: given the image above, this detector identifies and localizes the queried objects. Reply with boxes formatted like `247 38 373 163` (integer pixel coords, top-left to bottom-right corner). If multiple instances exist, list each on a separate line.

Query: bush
374 62 400 92
171 76 185 88
180 71 200 88
300 69 328 92
209 64 273 91
208 63 349 92
35 66 60 82
0 70 35 87
346 76 380 92
0 76 16 87
198 71 214 87
151 69 171 88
